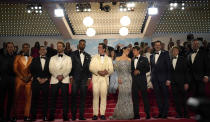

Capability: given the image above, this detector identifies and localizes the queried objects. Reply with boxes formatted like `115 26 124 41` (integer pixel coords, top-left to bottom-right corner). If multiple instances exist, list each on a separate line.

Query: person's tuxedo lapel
155 51 163 65
76 50 83 67
38 57 43 71
193 50 200 65
151 54 155 66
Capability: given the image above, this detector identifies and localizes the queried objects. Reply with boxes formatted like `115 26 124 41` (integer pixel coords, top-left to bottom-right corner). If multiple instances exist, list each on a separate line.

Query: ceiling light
126 2 135 8
120 16 130 26
54 9 64 17
86 28 96 37
148 7 158 15
34 6 38 9
83 16 94 27
170 7 174 10
27 10 31 13
173 3 178 7
182 7 185 10
119 27 128 36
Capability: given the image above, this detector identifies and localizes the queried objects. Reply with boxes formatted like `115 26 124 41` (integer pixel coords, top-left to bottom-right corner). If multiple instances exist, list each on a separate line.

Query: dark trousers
132 79 150 116
49 82 69 118
30 81 49 118
71 80 87 118
152 80 169 116
171 83 188 115
0 76 14 120
190 79 206 97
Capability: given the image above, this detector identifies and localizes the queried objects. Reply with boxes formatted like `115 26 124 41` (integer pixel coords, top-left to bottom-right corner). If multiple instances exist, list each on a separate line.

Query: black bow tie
100 54 104 57
80 51 84 54
41 56 46 59
154 52 159 55
193 50 197 53
172 57 177 59
134 57 138 59
58 54 63 57
24 54 29 57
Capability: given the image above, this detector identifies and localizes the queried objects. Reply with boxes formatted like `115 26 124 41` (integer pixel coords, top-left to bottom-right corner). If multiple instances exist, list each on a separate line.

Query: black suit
46 47 57 58
170 56 189 116
29 56 51 118
0 53 15 120
70 50 91 119
150 51 171 116
131 56 150 117
187 49 209 97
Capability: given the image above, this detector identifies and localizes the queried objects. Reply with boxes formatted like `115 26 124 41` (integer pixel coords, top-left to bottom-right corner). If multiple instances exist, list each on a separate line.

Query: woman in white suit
89 43 114 120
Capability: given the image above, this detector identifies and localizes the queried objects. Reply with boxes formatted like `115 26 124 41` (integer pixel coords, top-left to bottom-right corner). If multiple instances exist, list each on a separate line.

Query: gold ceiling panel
155 0 210 34
64 2 148 35
0 3 60 36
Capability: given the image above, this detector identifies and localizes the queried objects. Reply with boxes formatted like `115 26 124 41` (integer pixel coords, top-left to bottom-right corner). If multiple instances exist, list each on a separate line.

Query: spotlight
83 16 94 27
170 7 174 10
148 7 158 15
126 2 135 8
173 3 178 7
26 4 43 14
35 10 39 13
86 28 96 37
54 9 64 17
34 6 38 9
182 7 185 10
120 16 130 26
38 5 42 9
27 10 31 13
119 27 128 36
39 10 42 13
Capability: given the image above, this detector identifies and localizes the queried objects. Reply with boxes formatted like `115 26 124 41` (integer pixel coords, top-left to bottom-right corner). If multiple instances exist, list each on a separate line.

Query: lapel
189 53 193 65
38 57 43 71
173 56 179 71
155 51 163 65
76 50 83 67
136 56 143 69
193 50 200 64
151 54 155 66
20 56 32 67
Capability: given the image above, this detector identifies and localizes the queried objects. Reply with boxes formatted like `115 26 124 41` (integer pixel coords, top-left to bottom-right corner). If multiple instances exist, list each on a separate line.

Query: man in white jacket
89 43 113 120
49 42 72 121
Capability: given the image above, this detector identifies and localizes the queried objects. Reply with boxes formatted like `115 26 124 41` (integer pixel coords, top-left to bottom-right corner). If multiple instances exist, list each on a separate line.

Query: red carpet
13 83 197 122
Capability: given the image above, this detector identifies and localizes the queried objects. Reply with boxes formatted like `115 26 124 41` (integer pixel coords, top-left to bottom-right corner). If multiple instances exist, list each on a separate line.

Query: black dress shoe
92 115 98 120
176 114 183 118
146 114 151 119
154 114 163 118
43 116 48 121
134 115 140 119
24 117 31 121
63 116 69 121
100 115 106 120
161 115 168 119
10 117 17 122
79 117 86 120
48 117 55 121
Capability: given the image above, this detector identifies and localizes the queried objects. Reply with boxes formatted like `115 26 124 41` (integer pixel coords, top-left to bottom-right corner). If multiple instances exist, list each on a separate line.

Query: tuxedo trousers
30 81 49 118
49 82 69 117
71 80 87 118
13 77 32 117
92 78 108 115
0 75 15 119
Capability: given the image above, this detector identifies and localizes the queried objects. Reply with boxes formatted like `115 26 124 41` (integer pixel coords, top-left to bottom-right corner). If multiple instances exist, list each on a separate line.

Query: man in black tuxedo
131 46 150 119
103 39 114 52
170 47 189 118
187 39 209 97
0 42 16 122
70 39 91 121
30 46 51 121
150 41 171 119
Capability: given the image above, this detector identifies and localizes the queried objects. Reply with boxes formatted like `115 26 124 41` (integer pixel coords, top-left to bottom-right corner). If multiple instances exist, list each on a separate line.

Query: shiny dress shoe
133 115 140 119
154 114 162 118
79 117 86 120
43 116 48 121
10 117 17 122
24 117 31 121
92 115 98 120
100 115 106 120
146 114 151 119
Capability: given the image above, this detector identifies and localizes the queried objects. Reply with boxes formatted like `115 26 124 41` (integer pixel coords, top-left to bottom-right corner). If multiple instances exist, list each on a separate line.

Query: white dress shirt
100 55 105 64
40 56 46 70
24 56 28 64
191 49 199 64
172 55 178 70
79 50 85 66
134 54 140 69
155 50 161 64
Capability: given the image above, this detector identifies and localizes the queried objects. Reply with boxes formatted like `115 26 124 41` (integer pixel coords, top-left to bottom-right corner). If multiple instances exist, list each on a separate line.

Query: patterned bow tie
58 54 63 57
154 52 159 55
100 54 104 57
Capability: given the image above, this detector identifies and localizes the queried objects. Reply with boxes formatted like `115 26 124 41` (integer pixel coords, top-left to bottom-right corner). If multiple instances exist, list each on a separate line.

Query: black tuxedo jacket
187 49 209 81
131 56 150 82
70 50 91 82
30 56 51 81
170 56 190 85
150 51 171 83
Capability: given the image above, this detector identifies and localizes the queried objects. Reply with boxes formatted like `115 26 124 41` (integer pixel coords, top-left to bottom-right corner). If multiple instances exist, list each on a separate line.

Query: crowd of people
0 38 210 122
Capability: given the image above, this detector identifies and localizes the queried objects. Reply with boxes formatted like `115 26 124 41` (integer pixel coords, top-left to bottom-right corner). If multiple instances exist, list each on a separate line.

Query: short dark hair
134 42 139 46
122 46 128 51
172 46 180 51
57 42 65 47
22 43 30 48
39 46 46 50
79 39 86 43
6 42 14 48
155 40 162 45
99 43 106 49
133 46 140 51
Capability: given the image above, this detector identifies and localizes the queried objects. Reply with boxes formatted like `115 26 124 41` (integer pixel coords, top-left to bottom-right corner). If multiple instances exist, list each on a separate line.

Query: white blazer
49 54 72 84
89 54 113 86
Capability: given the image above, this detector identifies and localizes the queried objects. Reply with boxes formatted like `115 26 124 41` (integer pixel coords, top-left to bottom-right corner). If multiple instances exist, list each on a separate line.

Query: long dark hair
34 41 40 49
